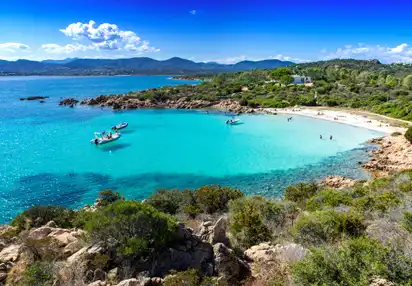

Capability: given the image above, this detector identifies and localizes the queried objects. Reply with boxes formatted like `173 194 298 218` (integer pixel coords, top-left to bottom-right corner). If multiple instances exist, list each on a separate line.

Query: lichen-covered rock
369 276 395 286
322 176 355 189
0 244 22 262
88 280 106 286
213 243 250 283
115 278 140 286
244 242 308 264
366 220 412 251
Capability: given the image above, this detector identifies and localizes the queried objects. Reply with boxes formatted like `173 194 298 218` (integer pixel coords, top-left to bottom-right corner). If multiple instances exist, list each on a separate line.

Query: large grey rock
244 242 308 264
213 243 250 283
211 217 229 245
0 244 21 262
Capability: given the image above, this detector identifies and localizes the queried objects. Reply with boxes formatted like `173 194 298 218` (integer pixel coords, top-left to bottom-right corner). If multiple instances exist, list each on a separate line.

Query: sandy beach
264 107 409 134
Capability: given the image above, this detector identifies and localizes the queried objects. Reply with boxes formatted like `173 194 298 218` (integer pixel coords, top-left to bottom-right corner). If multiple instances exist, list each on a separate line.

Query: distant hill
0 57 293 76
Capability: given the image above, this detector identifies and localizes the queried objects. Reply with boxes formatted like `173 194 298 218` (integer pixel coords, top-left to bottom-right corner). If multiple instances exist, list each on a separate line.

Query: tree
280 75 293 85
402 75 412 90
270 67 292 80
385 75 398 88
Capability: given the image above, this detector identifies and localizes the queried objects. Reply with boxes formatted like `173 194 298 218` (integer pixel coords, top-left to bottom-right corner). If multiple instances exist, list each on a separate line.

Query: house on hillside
292 75 311 84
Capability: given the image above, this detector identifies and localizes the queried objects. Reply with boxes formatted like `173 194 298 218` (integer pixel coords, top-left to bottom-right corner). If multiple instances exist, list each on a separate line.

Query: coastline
262 107 408 134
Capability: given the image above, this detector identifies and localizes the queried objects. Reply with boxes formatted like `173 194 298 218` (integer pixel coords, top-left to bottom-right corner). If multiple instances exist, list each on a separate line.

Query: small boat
112 122 128 130
226 118 242 125
90 132 121 145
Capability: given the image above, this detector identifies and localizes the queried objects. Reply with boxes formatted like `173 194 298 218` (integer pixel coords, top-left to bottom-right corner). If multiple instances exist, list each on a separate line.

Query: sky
0 0 412 63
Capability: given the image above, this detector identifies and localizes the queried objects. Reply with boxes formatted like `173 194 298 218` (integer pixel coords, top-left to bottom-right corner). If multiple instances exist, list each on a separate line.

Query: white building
292 75 311 84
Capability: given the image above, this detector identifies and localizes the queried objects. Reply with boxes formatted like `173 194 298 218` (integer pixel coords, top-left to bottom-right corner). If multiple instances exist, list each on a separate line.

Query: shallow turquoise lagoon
0 76 382 222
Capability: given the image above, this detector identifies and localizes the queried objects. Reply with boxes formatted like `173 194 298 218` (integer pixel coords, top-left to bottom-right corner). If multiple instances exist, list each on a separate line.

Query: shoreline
262 107 408 134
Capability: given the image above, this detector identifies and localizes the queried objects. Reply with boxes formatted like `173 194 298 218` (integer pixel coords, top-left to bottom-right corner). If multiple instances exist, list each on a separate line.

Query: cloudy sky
0 0 412 63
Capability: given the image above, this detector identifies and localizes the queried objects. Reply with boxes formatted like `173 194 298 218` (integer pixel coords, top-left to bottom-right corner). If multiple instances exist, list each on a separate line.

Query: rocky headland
363 134 412 177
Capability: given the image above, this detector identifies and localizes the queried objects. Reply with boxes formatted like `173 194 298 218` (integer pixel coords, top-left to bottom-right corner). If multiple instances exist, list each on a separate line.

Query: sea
0 75 383 223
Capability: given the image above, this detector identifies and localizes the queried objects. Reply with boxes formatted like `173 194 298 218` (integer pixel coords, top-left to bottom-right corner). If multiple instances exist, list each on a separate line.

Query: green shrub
405 126 412 143
195 185 244 214
11 206 76 231
404 212 412 233
306 189 352 211
292 237 412 286
147 185 243 215
147 189 184 215
229 197 272 248
292 210 364 246
20 262 54 286
391 131 402 136
285 181 319 204
163 269 200 286
83 200 177 258
352 192 401 213
98 190 122 206
239 98 248 106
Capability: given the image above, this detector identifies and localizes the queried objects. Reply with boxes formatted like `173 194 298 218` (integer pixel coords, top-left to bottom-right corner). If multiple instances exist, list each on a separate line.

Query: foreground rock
19 96 49 101
244 242 308 284
214 243 250 284
198 217 230 246
364 135 412 177
74 94 254 113
321 176 355 189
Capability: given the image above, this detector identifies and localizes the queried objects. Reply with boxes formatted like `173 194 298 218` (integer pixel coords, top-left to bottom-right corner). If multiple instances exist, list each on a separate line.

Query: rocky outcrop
245 242 308 265
364 135 412 177
74 94 254 113
20 96 49 101
0 244 22 262
59 98 79 106
0 261 13 284
213 243 250 284
198 218 230 246
321 176 355 189
369 277 395 286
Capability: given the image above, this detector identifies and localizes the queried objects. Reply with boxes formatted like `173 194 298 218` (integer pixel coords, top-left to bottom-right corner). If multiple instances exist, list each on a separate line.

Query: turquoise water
0 76 382 223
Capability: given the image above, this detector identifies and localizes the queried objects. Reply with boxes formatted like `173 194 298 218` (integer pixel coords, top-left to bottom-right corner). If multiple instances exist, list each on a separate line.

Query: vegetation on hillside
116 59 412 121
4 169 412 285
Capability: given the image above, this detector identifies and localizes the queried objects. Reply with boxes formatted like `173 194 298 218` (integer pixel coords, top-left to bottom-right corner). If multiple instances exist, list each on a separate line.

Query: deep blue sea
0 76 383 223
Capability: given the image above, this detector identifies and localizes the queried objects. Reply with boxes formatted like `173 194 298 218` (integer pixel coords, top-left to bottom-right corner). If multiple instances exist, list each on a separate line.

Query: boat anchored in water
91 131 121 145
112 122 128 130
226 118 242 125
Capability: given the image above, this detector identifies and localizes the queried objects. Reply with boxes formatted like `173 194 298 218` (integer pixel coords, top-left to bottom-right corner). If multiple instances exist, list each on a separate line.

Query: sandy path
264 107 408 134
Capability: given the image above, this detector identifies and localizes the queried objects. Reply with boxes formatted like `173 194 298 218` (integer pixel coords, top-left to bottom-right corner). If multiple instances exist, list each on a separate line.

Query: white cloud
59 20 158 53
323 43 412 63
189 10 196 15
271 54 309 63
41 43 94 54
0 43 30 52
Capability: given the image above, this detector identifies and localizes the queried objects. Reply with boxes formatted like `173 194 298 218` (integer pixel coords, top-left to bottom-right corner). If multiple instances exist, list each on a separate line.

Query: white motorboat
90 132 121 145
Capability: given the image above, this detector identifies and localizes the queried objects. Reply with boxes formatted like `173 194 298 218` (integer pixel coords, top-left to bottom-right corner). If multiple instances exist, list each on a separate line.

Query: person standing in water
330 135 333 140
320 135 323 139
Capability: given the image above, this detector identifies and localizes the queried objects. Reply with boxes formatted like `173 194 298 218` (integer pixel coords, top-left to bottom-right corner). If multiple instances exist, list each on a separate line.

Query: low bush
98 189 122 206
229 197 272 248
20 262 54 286
292 237 412 286
352 192 401 213
163 269 200 286
292 210 365 246
404 212 412 233
306 189 352 211
11 206 76 231
146 185 243 216
229 197 298 248
195 185 244 214
405 126 412 143
83 200 177 258
285 181 319 204
391 131 402 136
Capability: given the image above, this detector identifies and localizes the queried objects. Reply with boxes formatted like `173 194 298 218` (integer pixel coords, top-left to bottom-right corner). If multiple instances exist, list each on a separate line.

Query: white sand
264 108 407 134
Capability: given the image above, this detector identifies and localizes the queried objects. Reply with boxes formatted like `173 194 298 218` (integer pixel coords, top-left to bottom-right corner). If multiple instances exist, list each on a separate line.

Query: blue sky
0 0 412 63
